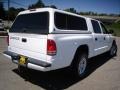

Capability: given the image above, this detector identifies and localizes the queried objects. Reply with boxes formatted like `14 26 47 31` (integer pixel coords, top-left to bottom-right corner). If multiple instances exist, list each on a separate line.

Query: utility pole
8 0 10 24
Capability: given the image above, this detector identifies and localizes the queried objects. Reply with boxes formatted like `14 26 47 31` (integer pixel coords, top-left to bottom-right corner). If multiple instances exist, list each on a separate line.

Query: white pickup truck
4 8 117 78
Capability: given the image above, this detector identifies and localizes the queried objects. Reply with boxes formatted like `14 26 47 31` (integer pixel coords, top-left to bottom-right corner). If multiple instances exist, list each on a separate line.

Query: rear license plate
19 56 27 65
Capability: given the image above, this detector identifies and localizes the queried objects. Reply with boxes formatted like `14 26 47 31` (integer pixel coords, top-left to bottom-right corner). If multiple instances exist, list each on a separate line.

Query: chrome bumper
3 51 51 67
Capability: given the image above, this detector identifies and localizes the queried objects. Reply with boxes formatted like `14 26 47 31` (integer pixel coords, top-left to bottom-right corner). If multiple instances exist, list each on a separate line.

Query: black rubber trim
4 51 19 58
50 32 92 34
3 51 51 67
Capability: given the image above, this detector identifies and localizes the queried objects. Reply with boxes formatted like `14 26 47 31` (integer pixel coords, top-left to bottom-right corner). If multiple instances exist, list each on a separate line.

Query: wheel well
71 45 89 66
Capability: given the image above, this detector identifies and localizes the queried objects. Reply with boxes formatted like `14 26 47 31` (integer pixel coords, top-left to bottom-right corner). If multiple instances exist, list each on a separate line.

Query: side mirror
109 29 114 34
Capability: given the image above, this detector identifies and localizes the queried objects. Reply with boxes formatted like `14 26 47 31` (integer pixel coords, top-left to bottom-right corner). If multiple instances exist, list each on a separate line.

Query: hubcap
78 56 87 75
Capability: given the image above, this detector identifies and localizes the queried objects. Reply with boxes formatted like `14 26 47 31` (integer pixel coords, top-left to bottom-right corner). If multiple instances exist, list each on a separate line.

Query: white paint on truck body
4 8 115 71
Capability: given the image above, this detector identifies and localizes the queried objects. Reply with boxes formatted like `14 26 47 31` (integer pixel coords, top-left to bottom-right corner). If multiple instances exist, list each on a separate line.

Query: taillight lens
6 35 9 46
47 39 57 56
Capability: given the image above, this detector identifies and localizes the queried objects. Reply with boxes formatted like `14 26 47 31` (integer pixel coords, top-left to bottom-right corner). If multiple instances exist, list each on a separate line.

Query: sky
3 0 120 14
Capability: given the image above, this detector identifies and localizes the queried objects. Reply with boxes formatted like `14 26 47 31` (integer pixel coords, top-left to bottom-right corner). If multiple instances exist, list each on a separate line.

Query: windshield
10 12 49 34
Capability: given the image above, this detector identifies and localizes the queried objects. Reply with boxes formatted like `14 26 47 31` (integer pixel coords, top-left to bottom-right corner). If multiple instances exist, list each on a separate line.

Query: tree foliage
2 0 119 21
0 2 5 19
28 0 45 9
64 8 77 14
49 5 57 9
8 7 25 20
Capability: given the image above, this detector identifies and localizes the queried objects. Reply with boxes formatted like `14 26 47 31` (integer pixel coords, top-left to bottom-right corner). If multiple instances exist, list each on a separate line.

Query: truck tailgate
9 33 47 55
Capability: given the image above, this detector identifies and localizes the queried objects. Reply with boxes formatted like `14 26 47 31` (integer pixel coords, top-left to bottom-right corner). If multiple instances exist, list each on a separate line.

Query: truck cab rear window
10 12 49 34
91 20 101 33
54 12 87 30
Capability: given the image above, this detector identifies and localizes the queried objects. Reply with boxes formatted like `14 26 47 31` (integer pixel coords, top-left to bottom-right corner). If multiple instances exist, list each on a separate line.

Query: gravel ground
0 37 120 90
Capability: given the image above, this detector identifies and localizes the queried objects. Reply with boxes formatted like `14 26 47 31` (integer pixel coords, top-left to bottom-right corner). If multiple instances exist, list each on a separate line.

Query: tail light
6 35 9 46
47 39 57 56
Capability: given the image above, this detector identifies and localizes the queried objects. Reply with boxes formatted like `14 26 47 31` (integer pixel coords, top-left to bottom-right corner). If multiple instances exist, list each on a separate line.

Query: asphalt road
0 37 120 90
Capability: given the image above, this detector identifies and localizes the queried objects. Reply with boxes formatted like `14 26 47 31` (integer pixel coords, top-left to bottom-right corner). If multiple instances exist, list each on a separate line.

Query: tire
73 53 88 78
109 42 117 57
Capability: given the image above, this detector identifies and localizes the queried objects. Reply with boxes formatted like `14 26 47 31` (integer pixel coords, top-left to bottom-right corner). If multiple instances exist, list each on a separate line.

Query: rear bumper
3 51 51 71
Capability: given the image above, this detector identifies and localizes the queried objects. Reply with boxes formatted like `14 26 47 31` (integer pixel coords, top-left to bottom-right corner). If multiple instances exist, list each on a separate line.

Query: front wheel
73 53 88 78
109 42 117 56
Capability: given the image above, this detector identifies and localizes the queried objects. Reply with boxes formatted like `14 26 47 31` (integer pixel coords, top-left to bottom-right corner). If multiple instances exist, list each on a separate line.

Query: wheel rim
110 44 117 56
78 56 87 75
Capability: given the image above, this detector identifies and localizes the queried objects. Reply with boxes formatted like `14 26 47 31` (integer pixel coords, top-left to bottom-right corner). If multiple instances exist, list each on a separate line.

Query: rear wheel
73 53 88 78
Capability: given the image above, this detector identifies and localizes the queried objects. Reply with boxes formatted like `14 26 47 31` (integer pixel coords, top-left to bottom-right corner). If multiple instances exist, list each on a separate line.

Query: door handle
95 38 98 41
104 37 106 40
22 38 27 42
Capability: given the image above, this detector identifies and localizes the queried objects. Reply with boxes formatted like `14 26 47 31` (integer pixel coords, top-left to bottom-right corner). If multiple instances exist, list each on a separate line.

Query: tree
0 2 5 19
64 8 77 14
49 5 57 9
45 5 57 9
8 7 17 20
16 8 25 13
28 0 45 9
8 7 25 20
99 13 108 16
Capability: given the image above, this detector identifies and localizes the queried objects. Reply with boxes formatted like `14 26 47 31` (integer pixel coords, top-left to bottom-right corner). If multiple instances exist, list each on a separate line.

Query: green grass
105 21 120 37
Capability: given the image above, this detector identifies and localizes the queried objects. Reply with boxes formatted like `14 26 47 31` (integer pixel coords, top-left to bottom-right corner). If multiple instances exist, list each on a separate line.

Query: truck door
91 20 105 55
100 23 111 51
